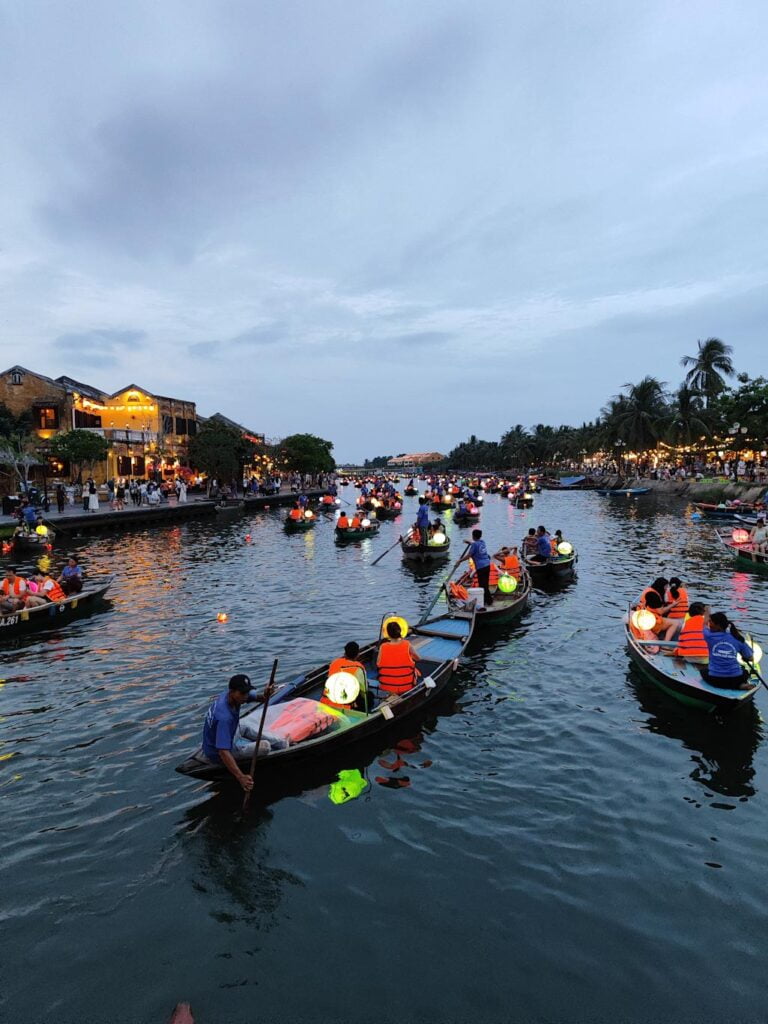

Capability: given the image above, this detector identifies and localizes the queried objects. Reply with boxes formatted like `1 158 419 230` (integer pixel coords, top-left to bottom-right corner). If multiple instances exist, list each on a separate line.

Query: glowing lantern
497 574 518 594
304 510 314 519
430 531 447 545
324 671 361 706
328 768 367 804
523 492 533 500
335 499 341 506
35 524 48 537
739 641 764 668
631 609 656 631
557 541 573 556
732 528 749 544
217 612 228 623
382 615 409 638
245 534 252 543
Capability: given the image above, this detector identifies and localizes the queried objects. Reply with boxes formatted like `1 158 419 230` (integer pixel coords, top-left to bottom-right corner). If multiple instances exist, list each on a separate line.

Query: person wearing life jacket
641 591 677 636
350 513 362 529
0 566 28 613
521 528 538 559
638 577 669 609
25 571 66 608
698 611 755 689
288 504 302 521
337 513 350 530
321 641 369 712
377 621 420 695
660 577 689 638
494 546 521 578
665 601 709 662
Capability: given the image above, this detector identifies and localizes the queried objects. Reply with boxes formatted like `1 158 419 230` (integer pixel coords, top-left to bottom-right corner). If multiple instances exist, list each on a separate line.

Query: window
74 410 102 428
10 370 23 385
162 415 173 434
187 419 197 436
35 406 60 430
174 416 186 436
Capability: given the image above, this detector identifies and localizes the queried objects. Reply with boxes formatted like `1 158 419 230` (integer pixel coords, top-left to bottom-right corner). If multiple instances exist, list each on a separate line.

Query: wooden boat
372 505 401 520
284 514 316 532
400 535 451 562
215 498 245 513
522 548 577 581
175 607 476 784
596 487 650 496
0 577 114 639
453 509 480 526
12 530 55 551
511 495 534 509
692 501 757 519
448 568 531 626
404 486 418 496
334 522 381 542
715 529 768 570
624 610 759 712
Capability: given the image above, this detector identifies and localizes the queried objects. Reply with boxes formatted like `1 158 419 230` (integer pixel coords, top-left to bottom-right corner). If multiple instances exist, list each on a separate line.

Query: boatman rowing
201 674 272 791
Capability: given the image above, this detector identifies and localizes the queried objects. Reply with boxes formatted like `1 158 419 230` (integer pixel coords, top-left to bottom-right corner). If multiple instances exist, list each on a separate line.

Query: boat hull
0 578 114 639
335 525 380 542
523 553 577 581
284 518 316 532
400 540 451 562
715 530 768 571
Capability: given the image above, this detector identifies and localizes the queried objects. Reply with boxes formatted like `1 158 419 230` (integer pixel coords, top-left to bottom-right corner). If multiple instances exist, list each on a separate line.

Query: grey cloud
53 328 146 368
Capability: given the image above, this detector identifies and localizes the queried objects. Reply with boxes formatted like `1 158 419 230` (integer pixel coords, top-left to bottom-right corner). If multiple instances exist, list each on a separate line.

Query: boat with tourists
400 532 451 563
522 544 577 582
0 576 114 639
335 521 381 542
715 528 768 570
284 512 316 533
447 566 531 626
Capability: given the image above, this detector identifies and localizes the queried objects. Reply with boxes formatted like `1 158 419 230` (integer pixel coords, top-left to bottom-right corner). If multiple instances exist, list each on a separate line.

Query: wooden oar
417 541 471 626
371 534 402 567
750 664 768 692
242 658 278 812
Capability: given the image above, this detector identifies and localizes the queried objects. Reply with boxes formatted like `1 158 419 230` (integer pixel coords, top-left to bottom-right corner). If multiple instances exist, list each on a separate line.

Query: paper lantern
245 534 252 543
631 609 656 631
498 574 518 594
430 531 447 544
557 541 573 556
732 528 749 544
324 671 360 706
361 518 371 527
304 510 314 519
382 615 409 638
217 612 228 623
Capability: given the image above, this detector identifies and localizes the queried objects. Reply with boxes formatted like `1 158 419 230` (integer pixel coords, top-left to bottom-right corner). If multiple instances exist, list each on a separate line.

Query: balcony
79 427 158 443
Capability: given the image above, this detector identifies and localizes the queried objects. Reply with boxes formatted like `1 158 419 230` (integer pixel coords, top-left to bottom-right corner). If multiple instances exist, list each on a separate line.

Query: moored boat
624 609 760 712
175 607 476 784
596 487 650 496
0 577 114 639
692 501 759 519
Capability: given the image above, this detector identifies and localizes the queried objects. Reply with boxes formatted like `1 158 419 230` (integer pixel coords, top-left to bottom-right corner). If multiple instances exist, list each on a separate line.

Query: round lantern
557 541 573 556
324 671 361 706
732 528 749 544
430 531 447 545
497 574 518 594
631 609 656 631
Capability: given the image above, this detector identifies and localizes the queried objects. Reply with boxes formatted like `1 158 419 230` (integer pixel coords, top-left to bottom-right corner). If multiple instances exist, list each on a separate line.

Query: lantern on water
557 541 573 556
497 574 518 594
430 531 447 545
631 609 656 631
382 615 409 638
732 528 749 544
217 612 228 623
245 534 252 543
324 671 361 706
328 768 367 805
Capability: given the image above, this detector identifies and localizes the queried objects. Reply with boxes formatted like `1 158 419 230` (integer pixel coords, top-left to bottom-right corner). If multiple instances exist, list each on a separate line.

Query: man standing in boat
416 497 430 546
201 675 261 791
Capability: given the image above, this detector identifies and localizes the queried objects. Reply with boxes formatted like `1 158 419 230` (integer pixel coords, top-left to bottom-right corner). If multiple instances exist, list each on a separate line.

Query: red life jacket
377 641 417 695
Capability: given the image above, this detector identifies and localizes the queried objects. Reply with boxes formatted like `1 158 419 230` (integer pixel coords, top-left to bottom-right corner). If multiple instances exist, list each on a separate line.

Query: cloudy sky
1 0 767 462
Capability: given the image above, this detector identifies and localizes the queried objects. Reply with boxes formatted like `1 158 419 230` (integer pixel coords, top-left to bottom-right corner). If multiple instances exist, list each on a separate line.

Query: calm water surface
2 489 767 1024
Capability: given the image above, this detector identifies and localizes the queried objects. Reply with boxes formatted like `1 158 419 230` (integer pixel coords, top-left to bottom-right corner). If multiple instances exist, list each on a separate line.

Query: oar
371 534 402 567
417 541 471 626
242 658 278 812
749 663 768 692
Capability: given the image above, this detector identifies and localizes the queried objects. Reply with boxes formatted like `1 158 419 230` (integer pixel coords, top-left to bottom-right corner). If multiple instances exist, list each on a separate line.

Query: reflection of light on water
303 531 315 561
729 572 752 616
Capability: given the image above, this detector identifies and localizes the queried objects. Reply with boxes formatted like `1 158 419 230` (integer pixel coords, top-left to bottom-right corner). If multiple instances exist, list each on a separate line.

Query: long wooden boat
400 536 451 562
624 610 759 712
448 568 531 626
175 607 476 784
596 487 650 496
12 530 55 551
284 515 316 532
334 523 381 542
692 501 758 519
522 549 577 581
715 529 768 570
0 577 114 639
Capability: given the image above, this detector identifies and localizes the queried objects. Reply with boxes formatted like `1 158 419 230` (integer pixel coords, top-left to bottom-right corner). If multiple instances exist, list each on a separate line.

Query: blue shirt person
468 537 491 569
460 529 494 607
201 674 257 791
415 499 430 544
536 528 552 560
699 612 754 689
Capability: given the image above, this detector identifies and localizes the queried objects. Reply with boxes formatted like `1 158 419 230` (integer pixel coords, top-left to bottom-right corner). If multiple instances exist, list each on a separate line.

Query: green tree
188 420 253 487
446 435 499 470
500 425 534 467
609 377 670 451
711 375 768 450
666 384 712 447
364 454 393 468
680 337 735 406
275 433 335 475
0 403 33 439
48 429 111 483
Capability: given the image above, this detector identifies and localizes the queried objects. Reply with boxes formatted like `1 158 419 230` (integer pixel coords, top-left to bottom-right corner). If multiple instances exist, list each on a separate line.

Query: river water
2 487 767 1024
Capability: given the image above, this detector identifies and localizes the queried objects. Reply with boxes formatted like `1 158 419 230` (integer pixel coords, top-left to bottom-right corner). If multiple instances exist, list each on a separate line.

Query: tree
188 420 253 488
681 337 735 406
48 430 112 483
608 377 670 451
364 455 393 469
0 403 33 439
0 435 41 494
711 375 768 449
500 425 534 467
446 436 500 470
275 433 335 475
666 384 712 447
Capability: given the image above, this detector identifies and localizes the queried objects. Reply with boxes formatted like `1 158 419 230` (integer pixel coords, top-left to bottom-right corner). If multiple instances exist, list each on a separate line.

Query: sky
1 0 767 463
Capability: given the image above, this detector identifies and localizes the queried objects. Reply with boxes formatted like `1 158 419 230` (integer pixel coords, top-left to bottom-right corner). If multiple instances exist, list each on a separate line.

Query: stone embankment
597 475 767 503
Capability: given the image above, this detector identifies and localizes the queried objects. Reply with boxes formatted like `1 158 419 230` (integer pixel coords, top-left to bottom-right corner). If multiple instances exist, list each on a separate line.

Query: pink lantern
732 528 750 544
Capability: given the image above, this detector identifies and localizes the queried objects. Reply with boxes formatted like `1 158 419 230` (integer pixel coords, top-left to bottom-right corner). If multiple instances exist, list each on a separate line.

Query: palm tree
666 384 712 447
680 338 735 406
500 424 533 467
610 377 670 451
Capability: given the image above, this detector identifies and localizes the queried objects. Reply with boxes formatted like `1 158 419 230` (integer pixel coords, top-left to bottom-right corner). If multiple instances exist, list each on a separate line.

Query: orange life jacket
321 657 366 709
503 554 520 576
337 515 349 529
550 538 559 555
289 508 301 520
1 577 26 598
351 517 362 528
489 562 500 585
377 640 417 695
449 582 470 600
674 614 708 659
666 587 689 620
41 577 65 602
638 586 659 608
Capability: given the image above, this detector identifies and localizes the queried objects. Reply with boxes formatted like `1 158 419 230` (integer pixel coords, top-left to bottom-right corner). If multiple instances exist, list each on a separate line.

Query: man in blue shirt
202 674 256 790
535 526 552 562
460 528 494 607
416 498 431 546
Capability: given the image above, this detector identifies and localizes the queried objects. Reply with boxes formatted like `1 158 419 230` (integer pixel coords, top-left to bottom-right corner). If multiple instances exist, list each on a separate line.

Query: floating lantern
557 541 573 556
304 510 314 519
382 615 409 638
324 671 361 706
631 609 656 631
335 499 341 506
732 528 749 544
498 574 518 594
361 518 371 527
245 534 252 543
328 767 367 805
217 612 228 623
430 531 447 545
523 492 533 500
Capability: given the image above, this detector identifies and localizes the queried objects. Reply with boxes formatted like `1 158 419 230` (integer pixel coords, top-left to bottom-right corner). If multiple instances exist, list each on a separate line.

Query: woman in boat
641 592 678 636
638 577 669 608
350 512 362 529
663 601 708 662
24 571 66 608
522 528 538 558
660 577 689 638
750 516 768 553
57 555 83 595
377 621 420 695
698 612 754 689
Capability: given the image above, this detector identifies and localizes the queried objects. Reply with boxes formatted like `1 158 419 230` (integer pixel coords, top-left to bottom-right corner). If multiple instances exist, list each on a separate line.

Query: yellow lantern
324 671 361 706
631 609 656 631
382 615 409 638
556 541 573 556
497 574 517 594
430 531 447 545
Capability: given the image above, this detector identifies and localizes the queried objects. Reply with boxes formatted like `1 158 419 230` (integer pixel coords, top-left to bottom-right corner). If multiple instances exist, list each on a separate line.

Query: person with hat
201 674 267 790
749 516 768 554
